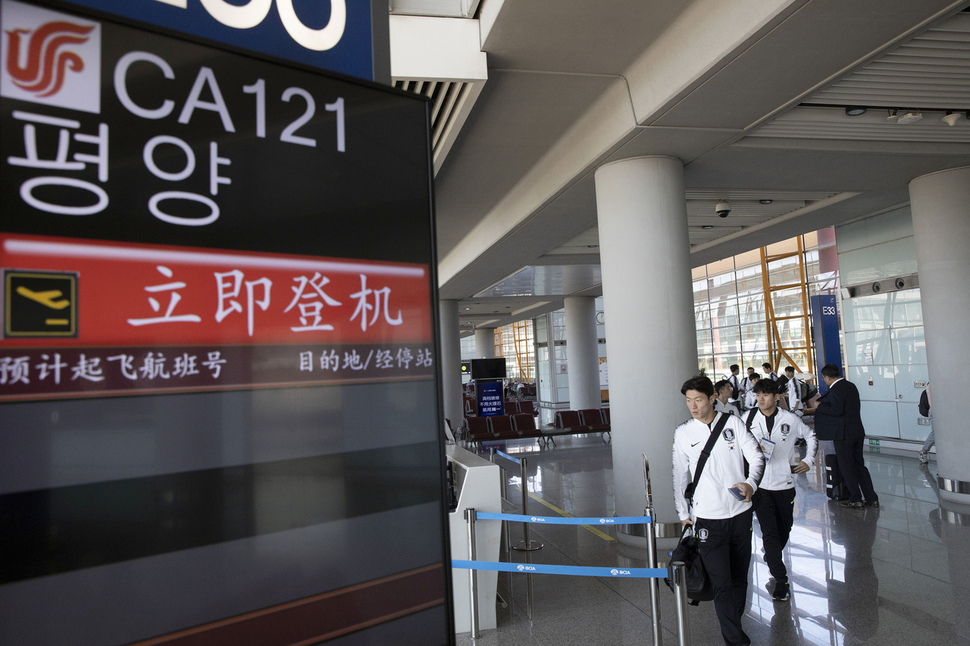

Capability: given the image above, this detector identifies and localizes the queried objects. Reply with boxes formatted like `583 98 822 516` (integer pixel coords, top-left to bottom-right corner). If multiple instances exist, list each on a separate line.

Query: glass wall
460 324 537 383
495 321 536 382
836 207 927 443
693 231 833 381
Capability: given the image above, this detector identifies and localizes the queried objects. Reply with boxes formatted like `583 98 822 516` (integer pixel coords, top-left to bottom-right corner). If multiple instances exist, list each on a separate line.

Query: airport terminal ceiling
390 0 970 332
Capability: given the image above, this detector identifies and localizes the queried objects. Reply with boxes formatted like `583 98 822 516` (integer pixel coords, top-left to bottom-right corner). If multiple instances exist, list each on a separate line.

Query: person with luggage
814 364 879 509
783 366 802 414
673 376 765 646
762 362 779 382
727 364 741 400
745 379 817 602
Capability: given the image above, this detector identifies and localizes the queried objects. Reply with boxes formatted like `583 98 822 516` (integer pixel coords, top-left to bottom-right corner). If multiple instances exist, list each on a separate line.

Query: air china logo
6 19 93 96
1 0 101 113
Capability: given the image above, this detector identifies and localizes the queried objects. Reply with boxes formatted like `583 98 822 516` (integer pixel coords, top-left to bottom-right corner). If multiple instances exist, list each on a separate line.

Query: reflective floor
457 435 970 646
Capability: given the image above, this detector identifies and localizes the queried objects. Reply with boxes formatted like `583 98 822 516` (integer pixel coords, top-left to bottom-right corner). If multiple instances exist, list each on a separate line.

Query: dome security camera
715 201 732 218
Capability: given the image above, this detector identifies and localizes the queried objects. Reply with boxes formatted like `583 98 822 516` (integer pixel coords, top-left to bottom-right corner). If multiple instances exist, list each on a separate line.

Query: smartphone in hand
728 486 745 501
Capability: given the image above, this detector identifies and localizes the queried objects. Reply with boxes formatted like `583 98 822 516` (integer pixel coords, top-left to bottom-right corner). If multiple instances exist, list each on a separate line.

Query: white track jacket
743 408 818 491
672 412 765 522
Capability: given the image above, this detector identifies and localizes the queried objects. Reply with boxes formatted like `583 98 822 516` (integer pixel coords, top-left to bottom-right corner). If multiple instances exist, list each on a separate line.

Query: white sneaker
917 450 929 464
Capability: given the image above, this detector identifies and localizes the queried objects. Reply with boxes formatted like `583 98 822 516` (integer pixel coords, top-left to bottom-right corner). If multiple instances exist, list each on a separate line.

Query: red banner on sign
1 234 433 347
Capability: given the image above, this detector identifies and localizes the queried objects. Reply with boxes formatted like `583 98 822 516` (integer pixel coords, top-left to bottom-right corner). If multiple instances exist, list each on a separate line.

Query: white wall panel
860 401 901 439
847 364 897 402
845 329 894 366
842 293 891 331
892 326 927 366
838 238 918 286
897 404 932 443
894 363 929 404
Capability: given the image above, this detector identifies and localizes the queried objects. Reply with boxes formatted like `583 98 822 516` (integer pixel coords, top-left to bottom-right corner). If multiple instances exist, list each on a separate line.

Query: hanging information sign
0 1 449 644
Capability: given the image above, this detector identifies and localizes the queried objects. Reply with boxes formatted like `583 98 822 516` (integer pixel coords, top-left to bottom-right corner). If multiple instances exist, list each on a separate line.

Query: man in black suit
813 364 879 509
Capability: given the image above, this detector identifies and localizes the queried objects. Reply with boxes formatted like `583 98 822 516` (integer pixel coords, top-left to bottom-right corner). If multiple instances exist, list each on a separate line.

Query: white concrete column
564 296 601 410
595 156 697 539
474 328 496 358
439 300 463 436
910 166 970 505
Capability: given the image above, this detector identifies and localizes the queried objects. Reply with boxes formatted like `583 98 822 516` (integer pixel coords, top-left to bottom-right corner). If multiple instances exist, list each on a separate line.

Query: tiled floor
457 435 966 646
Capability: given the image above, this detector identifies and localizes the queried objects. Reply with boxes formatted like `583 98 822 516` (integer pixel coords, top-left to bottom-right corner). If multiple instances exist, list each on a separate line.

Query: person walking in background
714 379 743 417
917 383 933 464
746 379 818 602
739 367 756 402
783 366 802 415
813 364 879 509
727 364 741 400
673 376 765 646
762 362 778 382
743 373 761 411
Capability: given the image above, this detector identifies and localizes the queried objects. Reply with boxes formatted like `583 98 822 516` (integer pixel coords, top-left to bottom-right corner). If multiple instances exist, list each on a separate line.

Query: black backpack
799 380 818 404
918 389 930 417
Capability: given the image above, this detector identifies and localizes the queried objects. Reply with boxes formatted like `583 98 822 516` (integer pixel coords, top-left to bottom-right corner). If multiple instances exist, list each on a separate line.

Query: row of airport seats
465 413 542 442
543 409 611 445
463 408 611 445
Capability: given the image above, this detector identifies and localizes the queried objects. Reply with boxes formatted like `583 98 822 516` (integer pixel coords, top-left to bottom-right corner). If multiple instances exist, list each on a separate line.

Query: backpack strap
684 413 730 504
745 408 758 433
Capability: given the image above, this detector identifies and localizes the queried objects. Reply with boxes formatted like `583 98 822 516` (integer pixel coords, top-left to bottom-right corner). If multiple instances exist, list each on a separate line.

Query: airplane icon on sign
16 287 71 310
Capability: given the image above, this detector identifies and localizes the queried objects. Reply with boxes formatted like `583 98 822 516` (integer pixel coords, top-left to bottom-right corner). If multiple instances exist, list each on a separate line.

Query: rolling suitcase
825 453 846 500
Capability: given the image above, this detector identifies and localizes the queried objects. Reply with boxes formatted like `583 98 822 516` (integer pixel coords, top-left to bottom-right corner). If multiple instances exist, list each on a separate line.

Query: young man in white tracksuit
673 376 765 646
746 378 818 602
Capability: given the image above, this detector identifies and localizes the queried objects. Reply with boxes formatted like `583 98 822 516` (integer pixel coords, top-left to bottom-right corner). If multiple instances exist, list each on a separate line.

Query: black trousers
833 437 877 504
696 510 753 646
753 487 796 584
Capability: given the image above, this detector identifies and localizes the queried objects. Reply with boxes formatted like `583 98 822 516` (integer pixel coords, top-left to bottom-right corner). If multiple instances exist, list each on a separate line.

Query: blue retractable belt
475 512 652 525
452 560 667 578
494 450 521 464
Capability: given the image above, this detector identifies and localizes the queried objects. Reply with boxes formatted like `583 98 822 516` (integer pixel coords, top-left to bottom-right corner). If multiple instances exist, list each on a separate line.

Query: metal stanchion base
512 540 544 551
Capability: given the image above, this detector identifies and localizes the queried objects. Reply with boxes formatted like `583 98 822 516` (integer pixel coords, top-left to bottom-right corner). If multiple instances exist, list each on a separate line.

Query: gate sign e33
60 0 379 81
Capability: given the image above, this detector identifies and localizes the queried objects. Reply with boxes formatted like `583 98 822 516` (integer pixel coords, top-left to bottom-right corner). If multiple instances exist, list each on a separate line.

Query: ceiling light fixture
845 106 867 116
896 111 923 125
942 111 963 127
701 225 714 230
759 199 773 204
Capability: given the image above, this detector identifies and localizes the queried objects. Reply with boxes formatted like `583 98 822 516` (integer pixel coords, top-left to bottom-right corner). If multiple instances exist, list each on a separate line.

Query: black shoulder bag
666 413 729 604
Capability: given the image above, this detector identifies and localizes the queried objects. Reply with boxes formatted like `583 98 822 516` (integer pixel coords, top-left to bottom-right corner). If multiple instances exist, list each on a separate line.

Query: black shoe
772 583 790 602
840 501 865 509
865 500 880 508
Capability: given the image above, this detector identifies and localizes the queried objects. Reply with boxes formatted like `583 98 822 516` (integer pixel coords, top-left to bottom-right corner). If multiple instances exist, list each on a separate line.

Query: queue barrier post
465 508 480 640
645 506 662 646
672 561 691 646
512 457 543 552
